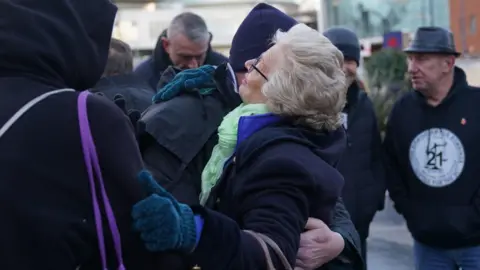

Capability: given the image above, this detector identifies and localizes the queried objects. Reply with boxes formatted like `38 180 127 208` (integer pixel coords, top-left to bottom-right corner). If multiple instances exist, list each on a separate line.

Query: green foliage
364 48 411 136
364 48 408 89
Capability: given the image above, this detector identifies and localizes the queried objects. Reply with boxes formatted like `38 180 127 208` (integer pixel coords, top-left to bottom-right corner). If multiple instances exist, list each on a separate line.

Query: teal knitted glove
153 65 217 103
132 171 197 252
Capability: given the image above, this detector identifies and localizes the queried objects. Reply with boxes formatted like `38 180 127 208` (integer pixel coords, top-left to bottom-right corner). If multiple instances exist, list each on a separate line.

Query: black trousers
357 223 369 270
355 211 376 270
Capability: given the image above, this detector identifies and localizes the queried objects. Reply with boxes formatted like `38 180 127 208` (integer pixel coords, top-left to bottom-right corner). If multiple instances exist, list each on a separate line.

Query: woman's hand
132 171 198 253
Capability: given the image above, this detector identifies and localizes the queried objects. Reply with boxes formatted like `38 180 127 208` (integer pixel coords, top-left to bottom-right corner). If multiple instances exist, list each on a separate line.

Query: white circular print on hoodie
409 128 465 187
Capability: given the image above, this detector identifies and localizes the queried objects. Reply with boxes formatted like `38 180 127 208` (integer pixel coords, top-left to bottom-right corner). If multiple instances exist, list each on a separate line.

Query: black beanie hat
323 27 361 65
229 3 298 72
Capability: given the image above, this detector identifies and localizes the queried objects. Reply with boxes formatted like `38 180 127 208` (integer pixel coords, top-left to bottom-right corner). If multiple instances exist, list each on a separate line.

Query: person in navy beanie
133 3 362 270
132 4 363 270
323 27 360 66
229 3 297 73
324 27 386 269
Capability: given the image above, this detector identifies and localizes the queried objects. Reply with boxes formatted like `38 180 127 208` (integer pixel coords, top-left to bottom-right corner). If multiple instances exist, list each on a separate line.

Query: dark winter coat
0 1 168 269
90 73 154 112
138 63 242 206
134 30 228 90
337 82 386 238
190 117 345 269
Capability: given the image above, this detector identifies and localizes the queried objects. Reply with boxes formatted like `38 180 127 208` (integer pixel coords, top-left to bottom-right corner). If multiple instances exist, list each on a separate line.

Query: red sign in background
383 31 403 49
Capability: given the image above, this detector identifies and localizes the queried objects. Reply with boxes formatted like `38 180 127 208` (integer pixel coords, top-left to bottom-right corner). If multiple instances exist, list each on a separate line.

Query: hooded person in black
385 27 480 269
0 1 167 269
134 12 227 91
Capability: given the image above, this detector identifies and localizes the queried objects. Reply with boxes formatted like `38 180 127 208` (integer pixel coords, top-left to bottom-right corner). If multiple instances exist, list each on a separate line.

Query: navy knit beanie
229 3 298 72
323 27 361 66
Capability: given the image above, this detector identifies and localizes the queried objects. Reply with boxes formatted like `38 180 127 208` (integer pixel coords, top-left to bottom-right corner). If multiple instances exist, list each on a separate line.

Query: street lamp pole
428 0 434 25
316 0 326 32
420 0 426 25
358 3 391 34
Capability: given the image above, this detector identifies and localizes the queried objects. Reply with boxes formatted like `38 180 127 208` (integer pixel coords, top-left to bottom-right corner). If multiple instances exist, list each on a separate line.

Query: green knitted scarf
199 103 269 205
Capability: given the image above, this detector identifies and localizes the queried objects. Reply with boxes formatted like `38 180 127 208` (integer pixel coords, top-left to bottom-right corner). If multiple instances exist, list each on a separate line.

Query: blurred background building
449 0 480 56
111 0 480 84
318 0 449 58
449 0 480 85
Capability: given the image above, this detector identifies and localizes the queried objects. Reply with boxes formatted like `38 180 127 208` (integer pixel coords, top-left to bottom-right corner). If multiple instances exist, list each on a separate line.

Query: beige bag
243 230 293 270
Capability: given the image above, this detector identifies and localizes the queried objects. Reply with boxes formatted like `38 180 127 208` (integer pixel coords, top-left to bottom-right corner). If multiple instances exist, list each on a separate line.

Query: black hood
443 66 469 103
0 0 117 90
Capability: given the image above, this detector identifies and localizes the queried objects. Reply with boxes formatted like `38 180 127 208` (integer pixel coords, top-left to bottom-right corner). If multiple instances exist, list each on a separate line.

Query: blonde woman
132 23 348 269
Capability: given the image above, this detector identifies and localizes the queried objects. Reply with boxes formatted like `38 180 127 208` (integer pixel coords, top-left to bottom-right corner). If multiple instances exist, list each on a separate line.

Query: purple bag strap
77 91 125 270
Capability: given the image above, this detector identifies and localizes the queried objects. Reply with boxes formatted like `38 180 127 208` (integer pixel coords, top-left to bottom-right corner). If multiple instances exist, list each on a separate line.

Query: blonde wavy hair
261 23 347 131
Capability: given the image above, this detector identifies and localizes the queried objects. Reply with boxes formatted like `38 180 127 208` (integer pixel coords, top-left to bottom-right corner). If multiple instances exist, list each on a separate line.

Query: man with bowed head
134 12 227 90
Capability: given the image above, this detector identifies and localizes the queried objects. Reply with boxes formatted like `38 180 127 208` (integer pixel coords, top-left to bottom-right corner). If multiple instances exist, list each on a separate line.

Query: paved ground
367 198 415 270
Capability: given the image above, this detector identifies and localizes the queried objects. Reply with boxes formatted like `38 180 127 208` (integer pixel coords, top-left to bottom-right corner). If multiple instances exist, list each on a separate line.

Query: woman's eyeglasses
248 57 269 81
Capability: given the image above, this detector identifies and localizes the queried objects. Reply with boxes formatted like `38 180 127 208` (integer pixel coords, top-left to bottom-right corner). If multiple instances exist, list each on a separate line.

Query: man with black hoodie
134 12 227 90
385 27 480 269
138 3 363 270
